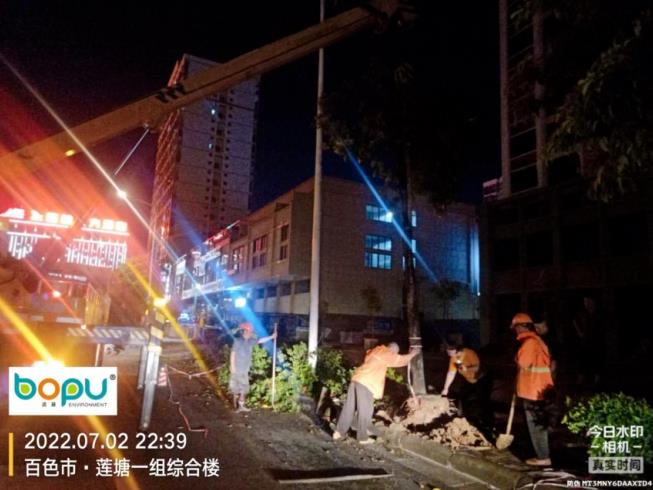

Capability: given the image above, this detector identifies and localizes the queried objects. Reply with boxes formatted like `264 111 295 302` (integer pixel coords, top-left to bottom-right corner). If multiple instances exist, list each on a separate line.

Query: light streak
345 147 438 283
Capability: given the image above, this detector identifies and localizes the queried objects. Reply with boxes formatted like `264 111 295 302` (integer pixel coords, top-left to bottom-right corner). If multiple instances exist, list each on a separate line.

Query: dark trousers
458 375 494 441
522 398 550 459
336 381 374 441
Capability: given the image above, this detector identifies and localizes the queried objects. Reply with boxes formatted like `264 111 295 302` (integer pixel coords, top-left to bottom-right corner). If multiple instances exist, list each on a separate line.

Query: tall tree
514 0 653 200
319 8 473 393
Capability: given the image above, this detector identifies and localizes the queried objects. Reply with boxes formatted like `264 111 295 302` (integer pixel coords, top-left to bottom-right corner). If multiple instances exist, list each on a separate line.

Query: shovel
496 394 516 450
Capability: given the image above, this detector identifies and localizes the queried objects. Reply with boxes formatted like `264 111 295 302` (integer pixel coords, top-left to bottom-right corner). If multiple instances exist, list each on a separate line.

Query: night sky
0 1 500 245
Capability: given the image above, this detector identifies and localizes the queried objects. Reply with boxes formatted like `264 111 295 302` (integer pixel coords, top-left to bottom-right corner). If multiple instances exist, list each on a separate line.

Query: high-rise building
481 2 653 367
149 54 259 274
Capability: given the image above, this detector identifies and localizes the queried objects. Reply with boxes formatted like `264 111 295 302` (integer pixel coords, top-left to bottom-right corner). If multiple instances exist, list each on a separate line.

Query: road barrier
66 325 149 344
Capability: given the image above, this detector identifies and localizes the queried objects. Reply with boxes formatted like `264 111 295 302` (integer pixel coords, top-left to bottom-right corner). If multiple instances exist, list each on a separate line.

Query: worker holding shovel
509 312 554 466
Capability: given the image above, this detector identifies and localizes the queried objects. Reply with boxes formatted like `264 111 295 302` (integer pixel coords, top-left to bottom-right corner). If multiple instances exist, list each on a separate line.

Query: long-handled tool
405 356 421 411
271 322 278 409
496 393 516 450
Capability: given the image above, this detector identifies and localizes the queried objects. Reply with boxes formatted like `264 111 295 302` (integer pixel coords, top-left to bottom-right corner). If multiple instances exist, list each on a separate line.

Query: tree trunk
403 149 426 395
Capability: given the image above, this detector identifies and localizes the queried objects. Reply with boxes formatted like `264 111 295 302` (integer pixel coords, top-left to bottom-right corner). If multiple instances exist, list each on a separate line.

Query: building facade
481 1 653 367
149 54 259 272
173 177 480 345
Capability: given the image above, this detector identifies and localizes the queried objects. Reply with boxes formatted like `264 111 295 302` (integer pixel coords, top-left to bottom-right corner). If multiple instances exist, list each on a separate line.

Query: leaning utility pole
308 0 326 369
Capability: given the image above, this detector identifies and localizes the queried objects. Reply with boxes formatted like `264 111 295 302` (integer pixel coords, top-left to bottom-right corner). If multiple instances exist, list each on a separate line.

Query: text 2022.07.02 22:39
23 432 187 450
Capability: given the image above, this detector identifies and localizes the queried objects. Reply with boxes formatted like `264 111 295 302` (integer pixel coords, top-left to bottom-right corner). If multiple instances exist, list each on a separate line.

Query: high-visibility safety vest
515 331 554 401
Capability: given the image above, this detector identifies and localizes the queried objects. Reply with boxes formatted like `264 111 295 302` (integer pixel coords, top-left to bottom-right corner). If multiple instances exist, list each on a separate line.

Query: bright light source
153 297 169 308
60 214 74 226
384 211 394 221
52 290 62 298
81 324 87 330
64 149 76 157
234 297 247 309
117 189 128 200
32 359 64 368
45 212 59 224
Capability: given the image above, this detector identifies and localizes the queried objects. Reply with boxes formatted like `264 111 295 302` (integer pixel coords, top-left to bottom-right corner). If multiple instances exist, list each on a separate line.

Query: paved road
1 344 487 489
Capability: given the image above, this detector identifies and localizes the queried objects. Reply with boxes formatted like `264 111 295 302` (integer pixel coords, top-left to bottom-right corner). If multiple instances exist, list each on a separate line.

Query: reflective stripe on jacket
516 331 554 401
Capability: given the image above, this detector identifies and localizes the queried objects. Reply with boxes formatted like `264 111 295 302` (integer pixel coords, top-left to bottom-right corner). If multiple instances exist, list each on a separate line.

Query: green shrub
245 343 314 412
563 393 653 463
315 348 353 398
283 342 316 392
216 345 231 391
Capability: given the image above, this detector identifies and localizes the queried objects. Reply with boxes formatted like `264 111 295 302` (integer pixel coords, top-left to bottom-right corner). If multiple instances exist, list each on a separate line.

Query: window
365 252 392 270
510 128 536 158
256 288 265 299
511 166 538 193
279 244 288 261
252 235 268 253
231 246 245 273
280 283 292 296
251 235 268 269
366 204 393 223
205 258 218 283
267 285 277 297
365 234 392 270
365 235 392 251
279 224 289 242
411 210 417 227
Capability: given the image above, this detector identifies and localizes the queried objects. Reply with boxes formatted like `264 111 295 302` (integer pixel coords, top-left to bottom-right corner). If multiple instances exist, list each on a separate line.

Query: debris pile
375 395 491 449
427 416 490 449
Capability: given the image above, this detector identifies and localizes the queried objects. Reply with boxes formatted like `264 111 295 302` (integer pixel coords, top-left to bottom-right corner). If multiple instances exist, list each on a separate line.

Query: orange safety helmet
511 312 534 329
239 322 253 333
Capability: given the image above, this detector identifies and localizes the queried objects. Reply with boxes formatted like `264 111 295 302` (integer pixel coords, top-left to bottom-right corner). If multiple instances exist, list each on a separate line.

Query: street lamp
117 189 128 200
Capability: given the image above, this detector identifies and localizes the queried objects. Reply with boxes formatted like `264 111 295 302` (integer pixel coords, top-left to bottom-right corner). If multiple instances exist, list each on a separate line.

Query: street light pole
308 0 325 369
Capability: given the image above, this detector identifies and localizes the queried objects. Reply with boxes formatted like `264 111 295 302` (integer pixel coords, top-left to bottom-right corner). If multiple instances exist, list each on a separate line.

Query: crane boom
0 1 406 178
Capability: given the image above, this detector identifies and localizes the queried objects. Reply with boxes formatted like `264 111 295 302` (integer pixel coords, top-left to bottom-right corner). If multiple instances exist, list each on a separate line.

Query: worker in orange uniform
511 312 554 466
441 343 494 442
333 342 419 444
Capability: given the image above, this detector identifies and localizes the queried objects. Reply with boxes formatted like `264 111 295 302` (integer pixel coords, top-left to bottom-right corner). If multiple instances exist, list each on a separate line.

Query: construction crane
0 1 413 178
0 1 413 365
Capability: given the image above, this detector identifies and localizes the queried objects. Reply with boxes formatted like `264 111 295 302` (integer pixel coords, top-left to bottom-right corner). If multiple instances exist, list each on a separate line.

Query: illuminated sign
1 208 129 270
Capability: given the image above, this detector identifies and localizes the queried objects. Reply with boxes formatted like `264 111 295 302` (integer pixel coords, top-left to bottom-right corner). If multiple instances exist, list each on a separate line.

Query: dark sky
0 1 500 241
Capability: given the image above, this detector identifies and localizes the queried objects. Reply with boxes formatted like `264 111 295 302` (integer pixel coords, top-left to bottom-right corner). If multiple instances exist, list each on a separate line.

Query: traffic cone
157 366 168 387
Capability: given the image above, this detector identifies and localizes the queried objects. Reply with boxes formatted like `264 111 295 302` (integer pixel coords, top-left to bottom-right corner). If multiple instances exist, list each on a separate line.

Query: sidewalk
160 346 487 489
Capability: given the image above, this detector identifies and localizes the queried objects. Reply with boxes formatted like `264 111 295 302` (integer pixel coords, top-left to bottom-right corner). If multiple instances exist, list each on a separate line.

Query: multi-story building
481 1 653 366
149 54 258 273
173 177 480 345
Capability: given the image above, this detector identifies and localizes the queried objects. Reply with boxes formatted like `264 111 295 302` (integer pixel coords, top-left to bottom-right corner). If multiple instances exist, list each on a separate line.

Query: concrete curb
375 425 533 489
